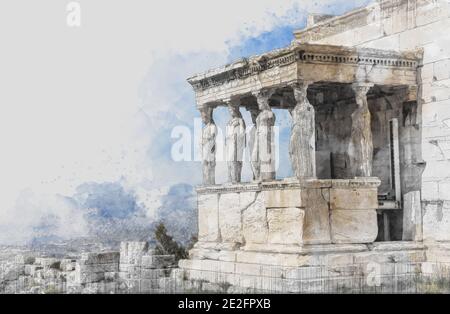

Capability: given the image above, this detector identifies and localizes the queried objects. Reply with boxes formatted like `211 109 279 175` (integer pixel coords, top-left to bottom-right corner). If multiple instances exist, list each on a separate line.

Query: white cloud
0 0 372 243
0 189 88 244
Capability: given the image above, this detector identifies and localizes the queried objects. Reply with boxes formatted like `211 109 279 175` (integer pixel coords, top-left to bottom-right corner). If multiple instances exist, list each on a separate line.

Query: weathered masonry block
119 241 176 293
195 178 380 252
73 252 120 285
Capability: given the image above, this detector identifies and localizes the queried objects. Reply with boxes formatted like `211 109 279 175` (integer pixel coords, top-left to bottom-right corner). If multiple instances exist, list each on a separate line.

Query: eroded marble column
254 90 276 181
348 83 374 177
289 82 316 180
225 100 246 183
200 106 217 185
247 107 261 181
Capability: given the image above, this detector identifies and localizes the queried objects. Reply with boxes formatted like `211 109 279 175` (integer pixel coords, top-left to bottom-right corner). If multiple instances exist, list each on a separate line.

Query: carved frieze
187 44 420 95
196 178 379 195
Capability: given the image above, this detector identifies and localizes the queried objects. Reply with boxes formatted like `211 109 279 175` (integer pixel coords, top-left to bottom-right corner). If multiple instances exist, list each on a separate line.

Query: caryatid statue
348 83 373 177
254 90 276 181
225 100 246 183
247 107 260 181
200 106 217 185
289 82 316 179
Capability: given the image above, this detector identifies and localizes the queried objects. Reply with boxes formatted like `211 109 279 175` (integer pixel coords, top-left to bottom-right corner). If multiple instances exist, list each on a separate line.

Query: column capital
199 105 215 124
290 82 309 104
351 83 373 110
289 81 313 105
252 89 275 111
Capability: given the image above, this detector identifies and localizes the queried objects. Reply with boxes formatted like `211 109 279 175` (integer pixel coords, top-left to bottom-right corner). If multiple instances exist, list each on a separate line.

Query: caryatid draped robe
348 85 373 177
255 107 276 181
226 114 246 183
289 84 316 179
202 120 217 185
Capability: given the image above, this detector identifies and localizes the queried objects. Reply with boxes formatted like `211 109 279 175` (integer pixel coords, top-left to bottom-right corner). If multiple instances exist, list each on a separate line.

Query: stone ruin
0 242 176 294
3 0 450 294
173 0 450 293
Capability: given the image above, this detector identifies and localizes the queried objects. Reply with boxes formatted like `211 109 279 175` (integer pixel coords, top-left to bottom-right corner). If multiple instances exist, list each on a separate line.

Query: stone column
247 107 261 181
289 82 316 180
348 83 374 177
200 106 217 185
225 100 246 183
253 89 276 181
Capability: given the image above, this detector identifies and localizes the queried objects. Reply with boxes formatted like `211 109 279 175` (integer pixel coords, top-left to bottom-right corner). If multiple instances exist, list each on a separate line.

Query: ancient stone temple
177 0 450 292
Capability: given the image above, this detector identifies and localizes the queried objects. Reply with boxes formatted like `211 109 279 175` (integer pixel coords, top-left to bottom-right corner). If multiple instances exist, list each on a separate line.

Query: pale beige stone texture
242 243 303 254
330 188 378 210
218 192 242 244
120 242 148 265
263 188 302 208
198 193 220 242
267 207 304 245
242 193 268 245
301 188 331 244
240 191 257 209
330 209 378 243
402 191 423 241
423 201 450 241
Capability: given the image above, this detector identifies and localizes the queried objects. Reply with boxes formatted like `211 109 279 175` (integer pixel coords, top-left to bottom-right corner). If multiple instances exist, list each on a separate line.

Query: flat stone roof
187 42 422 107
188 42 420 88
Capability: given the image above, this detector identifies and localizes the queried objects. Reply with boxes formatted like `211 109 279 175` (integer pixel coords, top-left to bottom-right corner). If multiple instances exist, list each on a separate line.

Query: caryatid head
254 89 273 111
227 99 242 119
292 82 308 104
200 106 214 125
352 84 372 109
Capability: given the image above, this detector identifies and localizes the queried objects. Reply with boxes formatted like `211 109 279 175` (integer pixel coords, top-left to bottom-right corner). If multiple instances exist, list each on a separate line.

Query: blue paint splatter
74 182 139 219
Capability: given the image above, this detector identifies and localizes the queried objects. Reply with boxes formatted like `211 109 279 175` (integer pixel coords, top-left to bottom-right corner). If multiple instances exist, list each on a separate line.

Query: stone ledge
242 243 304 254
189 244 371 263
179 248 427 292
187 242 426 267
180 260 423 281
197 178 381 194
369 241 425 252
188 42 420 94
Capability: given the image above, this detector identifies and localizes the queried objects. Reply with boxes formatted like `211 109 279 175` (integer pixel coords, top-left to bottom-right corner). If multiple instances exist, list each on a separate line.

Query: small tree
154 222 188 261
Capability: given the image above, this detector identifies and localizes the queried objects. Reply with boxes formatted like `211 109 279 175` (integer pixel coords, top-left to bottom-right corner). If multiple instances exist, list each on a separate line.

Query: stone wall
296 0 450 242
72 252 120 285
196 178 380 252
118 241 176 293
179 242 426 293
68 242 176 293
0 242 177 294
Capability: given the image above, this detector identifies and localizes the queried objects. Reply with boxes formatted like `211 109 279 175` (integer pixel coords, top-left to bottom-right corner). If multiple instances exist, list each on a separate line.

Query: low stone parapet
196 178 380 254
178 242 426 293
